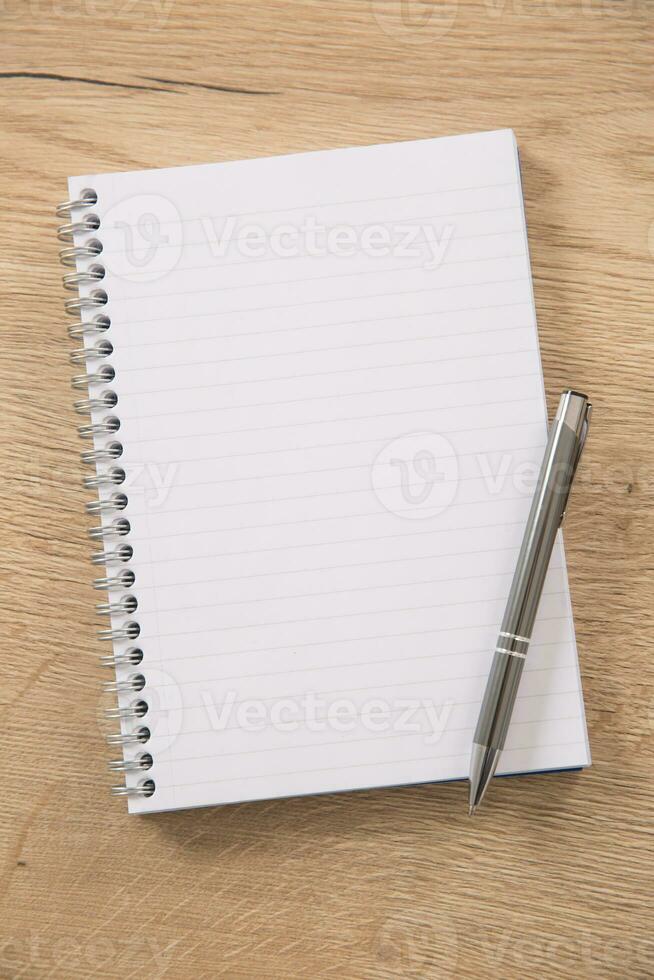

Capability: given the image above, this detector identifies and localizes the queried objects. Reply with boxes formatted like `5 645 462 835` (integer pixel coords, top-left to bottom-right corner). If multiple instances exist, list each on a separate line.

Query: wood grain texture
0 1 652 977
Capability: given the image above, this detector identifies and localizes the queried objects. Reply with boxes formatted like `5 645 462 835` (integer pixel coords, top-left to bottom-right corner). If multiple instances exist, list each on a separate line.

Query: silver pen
469 389 591 814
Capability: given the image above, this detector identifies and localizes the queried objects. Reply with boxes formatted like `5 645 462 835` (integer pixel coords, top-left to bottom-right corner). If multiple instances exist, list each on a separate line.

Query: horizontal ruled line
117 425 543 488
116 345 535 398
96 275 530 328
116 299 533 351
112 519 529 568
118 370 540 424
111 347 536 397
147 639 572 691
122 440 543 503
155 738 587 793
99 179 519 232
139 613 572 669
149 594 565 640
102 225 524 277
127 490 533 544
139 577 564 619
144 664 574 715
154 713 581 766
109 252 528 306
124 464 541 523
118 323 533 375
131 543 528 593
125 391 539 446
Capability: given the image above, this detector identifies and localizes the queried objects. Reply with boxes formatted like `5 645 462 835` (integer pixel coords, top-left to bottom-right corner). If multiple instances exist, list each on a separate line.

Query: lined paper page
70 129 589 814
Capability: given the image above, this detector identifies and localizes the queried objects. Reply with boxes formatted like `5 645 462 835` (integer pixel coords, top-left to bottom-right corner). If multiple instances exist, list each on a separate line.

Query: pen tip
468 804 476 817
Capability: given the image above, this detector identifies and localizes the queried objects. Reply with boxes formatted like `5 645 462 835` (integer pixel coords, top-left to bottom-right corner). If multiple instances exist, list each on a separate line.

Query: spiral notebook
59 128 589 813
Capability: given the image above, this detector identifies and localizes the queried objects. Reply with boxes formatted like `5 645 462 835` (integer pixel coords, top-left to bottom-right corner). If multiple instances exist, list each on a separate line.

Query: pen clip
559 400 592 526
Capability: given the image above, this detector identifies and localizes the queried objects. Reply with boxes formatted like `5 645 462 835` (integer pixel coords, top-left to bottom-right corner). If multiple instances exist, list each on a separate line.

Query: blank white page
69 129 589 814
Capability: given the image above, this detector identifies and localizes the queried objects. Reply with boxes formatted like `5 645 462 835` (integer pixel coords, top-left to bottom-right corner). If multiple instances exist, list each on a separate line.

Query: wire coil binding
57 188 155 802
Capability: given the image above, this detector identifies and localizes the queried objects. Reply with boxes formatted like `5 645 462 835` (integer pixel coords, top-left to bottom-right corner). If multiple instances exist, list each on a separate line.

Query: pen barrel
500 416 579 643
473 650 526 748
473 391 589 750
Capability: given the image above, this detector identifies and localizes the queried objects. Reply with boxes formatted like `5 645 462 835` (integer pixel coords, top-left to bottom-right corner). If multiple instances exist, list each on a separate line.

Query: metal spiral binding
72 364 115 390
100 647 143 668
103 672 145 693
81 443 124 466
93 568 135 590
59 240 103 268
65 290 109 315
57 214 101 242
110 780 156 798
79 419 121 440
88 518 131 540
106 729 151 753
96 594 138 616
57 188 155 801
84 467 126 490
108 753 153 772
70 340 114 365
68 313 111 340
90 543 133 565
74 389 118 414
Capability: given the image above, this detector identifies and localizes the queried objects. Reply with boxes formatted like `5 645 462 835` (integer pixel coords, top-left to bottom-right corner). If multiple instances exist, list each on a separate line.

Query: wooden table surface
1 2 652 977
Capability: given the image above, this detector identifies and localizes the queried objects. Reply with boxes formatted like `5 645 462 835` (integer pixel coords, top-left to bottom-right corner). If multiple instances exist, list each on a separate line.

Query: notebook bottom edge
130 759 591 815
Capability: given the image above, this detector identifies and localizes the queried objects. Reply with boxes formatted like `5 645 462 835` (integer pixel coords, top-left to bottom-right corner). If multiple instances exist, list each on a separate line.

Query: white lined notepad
67 128 589 813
